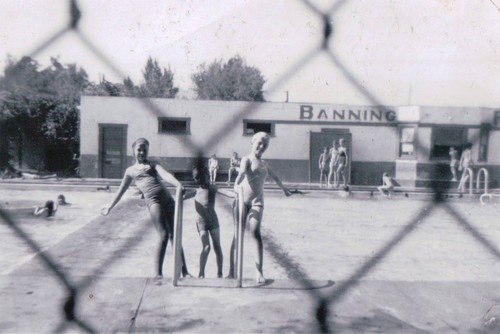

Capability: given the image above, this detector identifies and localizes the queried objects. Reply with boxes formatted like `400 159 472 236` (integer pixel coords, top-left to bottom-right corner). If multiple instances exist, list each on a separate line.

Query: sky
1 0 499 107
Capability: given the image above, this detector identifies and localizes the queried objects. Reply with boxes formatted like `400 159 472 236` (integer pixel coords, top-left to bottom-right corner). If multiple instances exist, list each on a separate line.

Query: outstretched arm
33 206 47 216
155 164 183 188
233 157 249 190
266 163 292 196
102 173 132 215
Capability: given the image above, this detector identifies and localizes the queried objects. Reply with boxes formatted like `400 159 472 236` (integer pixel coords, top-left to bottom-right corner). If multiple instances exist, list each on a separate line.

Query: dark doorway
309 129 352 184
99 124 127 178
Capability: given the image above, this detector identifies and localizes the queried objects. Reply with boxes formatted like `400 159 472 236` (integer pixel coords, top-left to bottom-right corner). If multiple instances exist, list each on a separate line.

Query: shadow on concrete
334 308 430 334
175 277 335 290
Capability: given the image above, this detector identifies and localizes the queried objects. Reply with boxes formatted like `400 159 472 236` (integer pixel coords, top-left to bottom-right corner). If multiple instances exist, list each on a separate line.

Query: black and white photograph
1 0 500 333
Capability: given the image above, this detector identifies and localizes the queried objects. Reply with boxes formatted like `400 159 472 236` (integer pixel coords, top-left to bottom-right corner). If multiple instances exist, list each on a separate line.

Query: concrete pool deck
1 181 499 333
1 176 497 200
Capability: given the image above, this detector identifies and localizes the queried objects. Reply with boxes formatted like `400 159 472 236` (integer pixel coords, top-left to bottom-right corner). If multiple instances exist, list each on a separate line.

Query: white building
79 96 500 187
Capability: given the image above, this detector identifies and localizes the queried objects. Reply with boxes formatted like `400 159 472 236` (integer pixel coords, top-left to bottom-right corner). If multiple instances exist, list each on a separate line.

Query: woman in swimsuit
101 138 189 283
336 138 349 188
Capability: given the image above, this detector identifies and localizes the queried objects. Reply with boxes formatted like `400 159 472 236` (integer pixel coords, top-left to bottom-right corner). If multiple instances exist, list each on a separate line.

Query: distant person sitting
377 172 395 197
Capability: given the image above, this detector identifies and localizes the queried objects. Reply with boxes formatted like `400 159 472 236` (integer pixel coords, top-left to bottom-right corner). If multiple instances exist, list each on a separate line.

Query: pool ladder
477 168 498 204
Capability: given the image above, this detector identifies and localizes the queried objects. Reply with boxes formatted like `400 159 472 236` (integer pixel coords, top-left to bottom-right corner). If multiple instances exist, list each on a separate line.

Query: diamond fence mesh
0 0 499 333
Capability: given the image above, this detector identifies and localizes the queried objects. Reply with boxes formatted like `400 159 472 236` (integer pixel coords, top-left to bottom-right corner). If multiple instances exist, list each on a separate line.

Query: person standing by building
457 142 473 193
336 138 349 188
208 153 219 184
327 140 339 187
449 146 459 181
226 152 240 184
318 147 328 187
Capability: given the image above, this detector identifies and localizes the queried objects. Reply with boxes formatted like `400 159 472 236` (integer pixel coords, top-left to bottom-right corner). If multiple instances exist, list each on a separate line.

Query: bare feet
154 275 163 285
182 272 194 278
256 272 266 284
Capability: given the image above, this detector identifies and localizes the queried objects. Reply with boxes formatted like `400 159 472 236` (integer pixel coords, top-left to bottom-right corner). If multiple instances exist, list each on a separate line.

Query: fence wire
0 0 499 333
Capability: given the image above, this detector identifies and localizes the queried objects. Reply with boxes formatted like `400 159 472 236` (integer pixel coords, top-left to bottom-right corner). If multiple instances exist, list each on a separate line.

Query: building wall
80 97 499 185
349 126 398 161
489 131 500 164
416 127 432 160
419 106 486 124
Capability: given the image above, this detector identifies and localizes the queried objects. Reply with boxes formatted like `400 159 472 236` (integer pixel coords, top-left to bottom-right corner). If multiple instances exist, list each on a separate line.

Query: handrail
236 187 246 288
172 186 184 287
476 168 489 194
480 193 492 205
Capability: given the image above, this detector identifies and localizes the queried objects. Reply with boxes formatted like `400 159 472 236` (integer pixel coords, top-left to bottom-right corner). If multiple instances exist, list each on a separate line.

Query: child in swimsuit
227 132 292 284
318 147 328 188
184 166 234 278
101 138 190 283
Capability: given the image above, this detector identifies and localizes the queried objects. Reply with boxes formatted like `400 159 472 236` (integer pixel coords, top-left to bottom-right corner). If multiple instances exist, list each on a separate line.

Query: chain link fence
1 0 499 333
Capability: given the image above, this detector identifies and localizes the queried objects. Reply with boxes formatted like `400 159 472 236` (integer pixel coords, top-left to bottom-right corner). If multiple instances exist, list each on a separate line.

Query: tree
122 76 137 97
138 57 179 98
82 58 179 99
0 56 88 174
192 56 265 101
83 76 122 96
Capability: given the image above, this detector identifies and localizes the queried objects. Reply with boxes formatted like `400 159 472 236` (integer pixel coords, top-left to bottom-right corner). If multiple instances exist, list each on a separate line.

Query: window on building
478 123 490 162
399 127 415 157
158 117 190 134
494 110 500 127
430 127 467 160
243 121 275 136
